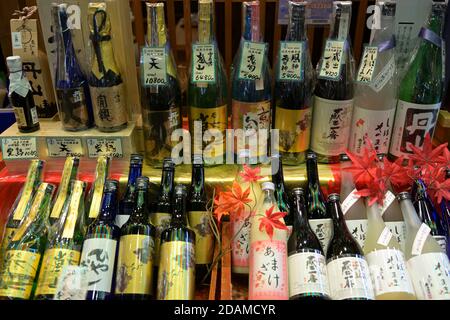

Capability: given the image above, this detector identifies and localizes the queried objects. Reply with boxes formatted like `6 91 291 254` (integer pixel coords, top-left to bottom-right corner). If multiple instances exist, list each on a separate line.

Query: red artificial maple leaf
345 145 378 189
214 181 252 221
430 178 450 204
239 164 263 183
381 156 411 192
437 147 450 168
324 179 340 198
258 205 288 240
407 133 448 168
355 168 387 206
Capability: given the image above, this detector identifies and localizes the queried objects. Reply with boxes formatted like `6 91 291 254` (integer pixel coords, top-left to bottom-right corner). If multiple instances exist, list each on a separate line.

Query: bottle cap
130 153 144 166
397 191 411 201
291 187 305 196
163 158 175 169
193 154 203 165
6 56 22 73
306 151 317 160
261 182 275 191
175 184 187 196
381 1 396 16
104 179 119 193
327 193 340 202
45 183 56 195
237 149 251 159
136 176 149 189
340 154 350 162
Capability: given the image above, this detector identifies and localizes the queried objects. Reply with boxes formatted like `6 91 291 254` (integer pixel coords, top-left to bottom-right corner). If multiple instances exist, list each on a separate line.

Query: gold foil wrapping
198 0 213 44
50 157 76 219
62 181 85 239
88 156 110 219
146 3 167 47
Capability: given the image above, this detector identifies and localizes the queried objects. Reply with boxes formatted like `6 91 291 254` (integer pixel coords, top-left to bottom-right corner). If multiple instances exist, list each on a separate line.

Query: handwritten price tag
47 138 83 158
318 40 345 80
87 138 123 158
356 46 378 83
2 137 38 160
278 41 304 81
238 41 267 80
192 44 216 83
142 47 167 86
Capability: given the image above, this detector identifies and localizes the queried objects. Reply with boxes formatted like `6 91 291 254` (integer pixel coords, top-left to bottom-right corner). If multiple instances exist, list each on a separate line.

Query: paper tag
142 47 167 86
342 189 360 216
369 56 396 93
318 40 345 80
356 46 378 83
380 191 396 216
192 44 216 83
2 137 38 160
386 221 407 252
377 227 393 246
11 32 22 49
87 138 123 158
54 266 88 300
278 41 304 81
238 41 267 80
345 219 368 249
47 138 83 158
412 223 431 256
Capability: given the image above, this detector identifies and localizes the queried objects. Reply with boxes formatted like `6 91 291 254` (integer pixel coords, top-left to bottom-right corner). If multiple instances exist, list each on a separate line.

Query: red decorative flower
214 181 252 221
355 169 387 206
345 143 378 188
239 164 263 183
258 205 288 240
381 156 411 192
407 133 448 168
431 178 450 204
437 147 450 168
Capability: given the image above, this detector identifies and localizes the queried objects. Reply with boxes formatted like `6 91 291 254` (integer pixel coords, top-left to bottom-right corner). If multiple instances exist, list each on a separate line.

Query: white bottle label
309 218 333 256
30 107 39 125
231 217 251 269
377 227 393 246
389 101 441 158
345 219 368 249
288 250 330 298
349 107 396 156
356 46 378 83
327 255 375 300
369 56 396 93
411 223 431 256
386 221 407 252
341 189 360 216
115 214 130 228
380 191 396 216
366 249 415 297
407 252 450 300
80 238 117 293
13 107 26 127
311 96 354 156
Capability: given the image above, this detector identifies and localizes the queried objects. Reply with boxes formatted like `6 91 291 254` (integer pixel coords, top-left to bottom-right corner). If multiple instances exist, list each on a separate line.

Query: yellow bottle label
189 105 227 159
151 212 172 266
115 234 155 295
90 85 128 129
62 181 84 239
89 156 108 219
0 250 41 299
275 106 312 153
13 160 40 220
0 227 16 257
50 158 75 219
157 241 195 300
188 211 214 265
35 248 81 296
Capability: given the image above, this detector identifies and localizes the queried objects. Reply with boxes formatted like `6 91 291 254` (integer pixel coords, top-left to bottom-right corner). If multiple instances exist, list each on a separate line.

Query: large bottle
306 152 332 255
6 56 39 133
349 1 397 156
115 177 156 300
116 154 143 228
231 1 272 159
141 2 181 166
363 200 416 300
188 0 228 164
287 188 330 300
274 1 314 165
397 192 450 300
249 182 288 300
0 183 54 300
311 1 355 164
80 180 120 300
389 2 447 159
188 156 214 282
52 3 93 131
35 180 86 300
87 2 127 132
157 185 196 300
326 194 374 300
86 155 110 226
271 154 291 228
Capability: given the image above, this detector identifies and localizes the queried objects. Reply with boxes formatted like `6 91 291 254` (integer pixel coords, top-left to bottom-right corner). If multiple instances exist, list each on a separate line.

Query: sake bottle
349 1 397 156
188 0 228 164
363 200 416 300
141 2 181 166
389 2 447 159
86 155 110 226
274 1 314 165
311 1 355 163
249 182 288 300
80 180 120 300
271 154 291 228
115 177 156 300
288 188 330 300
326 194 374 300
397 192 450 300
157 185 196 300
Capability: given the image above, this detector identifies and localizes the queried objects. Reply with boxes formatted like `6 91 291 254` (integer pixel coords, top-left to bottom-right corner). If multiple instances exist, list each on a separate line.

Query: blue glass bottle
80 180 121 300
439 169 450 257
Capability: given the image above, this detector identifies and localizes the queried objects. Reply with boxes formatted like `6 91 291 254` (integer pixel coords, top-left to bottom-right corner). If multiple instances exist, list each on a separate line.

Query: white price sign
2 137 38 159
238 41 267 80
356 46 378 83
142 47 167 86
47 138 83 158
318 40 345 80
87 138 123 158
192 44 216 83
278 41 304 81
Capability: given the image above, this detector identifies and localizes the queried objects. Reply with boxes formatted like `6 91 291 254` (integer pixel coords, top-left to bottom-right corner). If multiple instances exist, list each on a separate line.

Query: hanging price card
86 138 123 158
142 47 167 86
2 137 38 160
192 44 216 83
356 46 378 83
278 41 304 81
318 40 345 80
238 41 267 80
47 138 83 158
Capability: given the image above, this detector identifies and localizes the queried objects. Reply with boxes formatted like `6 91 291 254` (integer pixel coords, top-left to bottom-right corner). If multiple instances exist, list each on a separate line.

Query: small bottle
86 155 110 226
306 152 332 255
397 192 450 300
6 56 40 133
326 194 374 300
288 188 330 300
116 154 144 228
188 155 214 283
80 180 120 300
249 182 289 300
116 177 156 300
157 185 196 300
0 183 55 300
35 180 86 300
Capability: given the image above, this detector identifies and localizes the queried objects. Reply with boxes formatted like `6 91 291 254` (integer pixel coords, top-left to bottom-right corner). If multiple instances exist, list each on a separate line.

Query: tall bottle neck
330 6 351 41
147 4 168 47
286 5 307 41
198 1 215 44
366 200 384 223
99 190 118 221
306 158 320 184
172 194 188 226
292 194 309 227
242 2 261 42
372 14 396 45
328 199 346 228
272 158 285 189
427 4 446 36
399 198 423 228
158 169 175 202
131 188 148 221
126 165 142 190
191 165 206 200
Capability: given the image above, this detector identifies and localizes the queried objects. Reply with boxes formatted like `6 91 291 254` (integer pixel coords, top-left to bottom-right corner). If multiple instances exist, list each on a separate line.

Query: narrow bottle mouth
192 154 204 165
291 187 305 196
175 184 187 196
397 191 411 201
381 1 396 16
306 151 317 161
163 158 175 169
327 193 340 202
104 179 119 192
136 176 149 189
262 182 275 191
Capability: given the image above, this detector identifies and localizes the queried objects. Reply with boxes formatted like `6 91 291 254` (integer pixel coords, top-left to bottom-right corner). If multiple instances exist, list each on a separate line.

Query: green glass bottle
188 0 228 165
